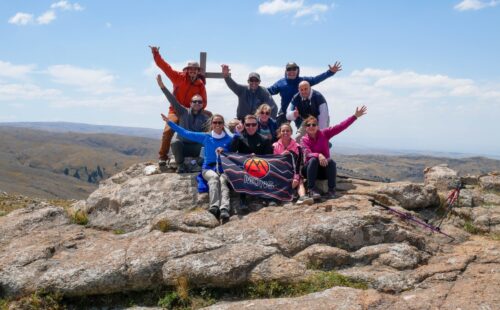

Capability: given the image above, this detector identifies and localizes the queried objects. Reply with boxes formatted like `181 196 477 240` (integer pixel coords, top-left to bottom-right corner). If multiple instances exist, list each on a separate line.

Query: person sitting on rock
230 114 274 212
158 75 209 173
221 64 278 121
255 103 278 142
273 122 313 205
166 114 233 223
150 46 208 167
301 106 367 199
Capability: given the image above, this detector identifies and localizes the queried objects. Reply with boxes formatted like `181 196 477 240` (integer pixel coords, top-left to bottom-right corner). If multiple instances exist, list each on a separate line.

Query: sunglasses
305 123 317 127
260 111 270 115
245 123 258 127
248 79 260 83
191 100 203 104
286 67 298 72
212 121 224 125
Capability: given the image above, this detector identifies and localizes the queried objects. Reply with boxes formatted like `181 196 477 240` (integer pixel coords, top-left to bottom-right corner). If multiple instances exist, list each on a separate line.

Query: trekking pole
435 181 463 229
370 199 455 240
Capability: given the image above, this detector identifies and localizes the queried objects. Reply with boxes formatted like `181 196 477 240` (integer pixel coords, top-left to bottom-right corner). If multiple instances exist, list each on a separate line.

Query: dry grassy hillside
0 127 158 199
2 125 499 200
334 154 500 182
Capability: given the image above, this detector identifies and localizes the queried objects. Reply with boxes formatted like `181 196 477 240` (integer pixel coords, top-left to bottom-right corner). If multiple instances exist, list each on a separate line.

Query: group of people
150 46 367 223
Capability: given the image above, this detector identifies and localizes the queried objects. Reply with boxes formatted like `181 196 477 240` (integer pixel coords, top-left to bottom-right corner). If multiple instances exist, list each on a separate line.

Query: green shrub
113 229 125 235
13 291 64 310
246 271 368 299
463 220 480 234
71 210 89 225
156 219 171 233
0 298 9 310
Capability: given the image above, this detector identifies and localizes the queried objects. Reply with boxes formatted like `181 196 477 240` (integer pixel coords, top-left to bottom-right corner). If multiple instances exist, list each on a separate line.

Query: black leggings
301 157 336 190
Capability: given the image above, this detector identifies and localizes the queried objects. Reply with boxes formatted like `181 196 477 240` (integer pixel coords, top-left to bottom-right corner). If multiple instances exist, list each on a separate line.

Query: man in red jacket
150 46 208 166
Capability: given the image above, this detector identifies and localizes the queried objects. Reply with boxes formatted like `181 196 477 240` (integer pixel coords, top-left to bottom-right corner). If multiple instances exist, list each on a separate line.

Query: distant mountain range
0 121 163 139
3 121 498 159
1 122 499 200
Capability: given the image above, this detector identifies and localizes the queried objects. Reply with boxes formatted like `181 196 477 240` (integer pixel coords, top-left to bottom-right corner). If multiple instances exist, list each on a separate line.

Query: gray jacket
161 87 209 143
225 76 278 120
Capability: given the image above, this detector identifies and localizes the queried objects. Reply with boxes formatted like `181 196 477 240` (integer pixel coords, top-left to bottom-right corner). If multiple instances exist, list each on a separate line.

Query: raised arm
164 117 206 144
149 46 183 85
323 105 367 139
222 64 245 96
157 74 186 116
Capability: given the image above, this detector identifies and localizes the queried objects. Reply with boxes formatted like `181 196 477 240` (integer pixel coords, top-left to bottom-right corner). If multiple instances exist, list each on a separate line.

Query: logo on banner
243 158 270 178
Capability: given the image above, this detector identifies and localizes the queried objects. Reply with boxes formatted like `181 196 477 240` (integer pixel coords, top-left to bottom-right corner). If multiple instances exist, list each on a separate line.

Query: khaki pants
202 169 230 211
158 113 179 160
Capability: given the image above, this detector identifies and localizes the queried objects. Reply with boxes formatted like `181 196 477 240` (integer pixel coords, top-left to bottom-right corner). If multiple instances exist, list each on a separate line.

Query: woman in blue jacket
165 114 233 223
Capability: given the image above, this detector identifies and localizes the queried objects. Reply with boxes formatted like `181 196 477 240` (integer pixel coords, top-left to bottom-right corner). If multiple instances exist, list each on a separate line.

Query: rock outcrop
1 163 499 309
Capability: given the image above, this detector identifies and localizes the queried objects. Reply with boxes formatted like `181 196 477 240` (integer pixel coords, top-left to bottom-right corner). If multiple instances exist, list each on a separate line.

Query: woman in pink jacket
273 123 314 205
301 106 367 199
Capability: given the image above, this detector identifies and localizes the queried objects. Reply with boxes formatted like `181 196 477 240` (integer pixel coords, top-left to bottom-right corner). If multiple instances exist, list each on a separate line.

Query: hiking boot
297 195 314 205
208 206 220 220
238 198 250 215
176 163 188 173
158 159 168 167
325 189 338 200
308 188 321 199
220 208 230 224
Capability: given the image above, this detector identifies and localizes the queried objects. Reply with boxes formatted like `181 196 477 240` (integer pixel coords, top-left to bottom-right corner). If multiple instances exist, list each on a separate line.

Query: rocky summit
0 163 499 309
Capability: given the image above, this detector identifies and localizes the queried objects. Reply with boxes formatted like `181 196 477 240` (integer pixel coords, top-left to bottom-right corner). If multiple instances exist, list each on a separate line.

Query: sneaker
308 188 321 199
220 208 230 224
208 206 220 220
267 200 278 207
158 159 168 167
297 196 314 205
325 189 338 200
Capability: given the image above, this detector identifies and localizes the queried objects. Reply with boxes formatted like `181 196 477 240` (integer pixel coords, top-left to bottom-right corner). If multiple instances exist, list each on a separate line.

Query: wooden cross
199 52 230 79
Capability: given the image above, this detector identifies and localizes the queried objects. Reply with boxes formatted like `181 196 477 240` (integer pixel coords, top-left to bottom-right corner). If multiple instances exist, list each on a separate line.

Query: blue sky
1 0 499 156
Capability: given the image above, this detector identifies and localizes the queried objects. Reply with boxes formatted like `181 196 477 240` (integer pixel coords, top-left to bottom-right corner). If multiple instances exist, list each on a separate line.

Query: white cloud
8 1 82 26
51 1 84 11
0 61 36 79
8 12 34 25
258 0 331 21
0 83 61 101
37 11 56 25
259 0 304 14
47 65 116 94
454 0 499 11
294 3 329 20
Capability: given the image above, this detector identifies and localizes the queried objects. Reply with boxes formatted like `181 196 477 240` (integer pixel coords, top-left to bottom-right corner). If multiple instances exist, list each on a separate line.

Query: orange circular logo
244 158 270 179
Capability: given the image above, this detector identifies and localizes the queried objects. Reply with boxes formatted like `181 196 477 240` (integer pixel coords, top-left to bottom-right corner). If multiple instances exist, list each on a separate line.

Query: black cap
286 62 299 69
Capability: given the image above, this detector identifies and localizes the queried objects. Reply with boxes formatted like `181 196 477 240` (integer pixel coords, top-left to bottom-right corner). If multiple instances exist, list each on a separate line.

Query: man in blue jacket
268 61 342 126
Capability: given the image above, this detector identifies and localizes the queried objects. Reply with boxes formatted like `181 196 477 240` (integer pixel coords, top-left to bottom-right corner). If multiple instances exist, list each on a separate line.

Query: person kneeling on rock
166 114 233 224
158 75 209 173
